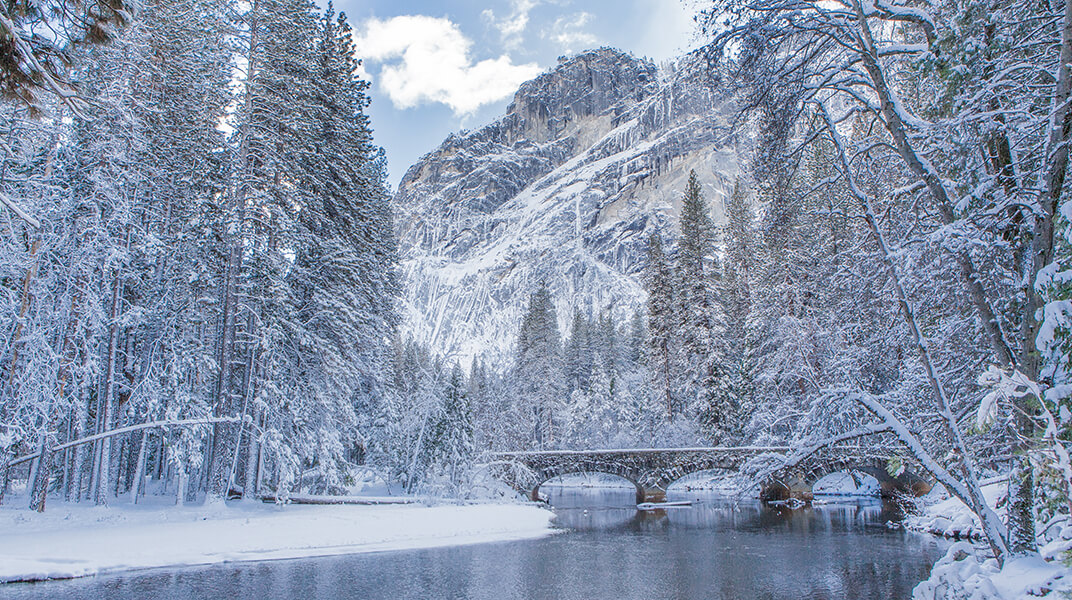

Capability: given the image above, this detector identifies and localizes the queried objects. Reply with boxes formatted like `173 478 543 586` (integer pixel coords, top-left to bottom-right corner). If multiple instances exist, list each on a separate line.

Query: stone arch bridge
490 446 932 504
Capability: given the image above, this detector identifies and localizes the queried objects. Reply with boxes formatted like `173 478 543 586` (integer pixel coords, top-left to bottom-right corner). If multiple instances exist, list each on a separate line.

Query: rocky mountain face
394 47 740 365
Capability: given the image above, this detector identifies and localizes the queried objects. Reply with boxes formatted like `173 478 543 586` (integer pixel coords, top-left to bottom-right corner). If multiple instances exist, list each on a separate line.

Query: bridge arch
760 457 931 502
532 469 647 504
491 448 768 504
664 468 739 492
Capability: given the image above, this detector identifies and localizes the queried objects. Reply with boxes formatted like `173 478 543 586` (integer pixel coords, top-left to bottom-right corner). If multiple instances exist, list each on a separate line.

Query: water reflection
546 486 905 534
546 485 639 530
6 488 948 600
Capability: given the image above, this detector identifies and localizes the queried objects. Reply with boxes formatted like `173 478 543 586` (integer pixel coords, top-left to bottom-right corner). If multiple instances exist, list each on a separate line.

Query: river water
5 488 947 600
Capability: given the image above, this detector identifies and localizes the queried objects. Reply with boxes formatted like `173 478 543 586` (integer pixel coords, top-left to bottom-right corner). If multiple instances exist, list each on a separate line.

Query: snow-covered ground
0 500 555 583
812 471 880 496
540 472 636 488
913 541 1070 600
908 480 1072 599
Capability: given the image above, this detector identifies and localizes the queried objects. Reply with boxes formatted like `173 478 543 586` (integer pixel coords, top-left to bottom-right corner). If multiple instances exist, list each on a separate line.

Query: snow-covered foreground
0 500 555 584
908 481 1072 599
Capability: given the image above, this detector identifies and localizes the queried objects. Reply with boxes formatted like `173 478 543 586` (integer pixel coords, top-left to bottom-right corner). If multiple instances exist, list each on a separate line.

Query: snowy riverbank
907 481 1072 599
0 500 556 583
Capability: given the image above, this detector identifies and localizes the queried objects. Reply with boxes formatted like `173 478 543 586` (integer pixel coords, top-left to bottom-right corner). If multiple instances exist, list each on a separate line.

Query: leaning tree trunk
821 103 1011 561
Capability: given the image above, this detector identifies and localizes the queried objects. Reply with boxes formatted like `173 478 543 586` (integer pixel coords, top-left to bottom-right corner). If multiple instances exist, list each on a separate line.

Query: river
4 487 948 600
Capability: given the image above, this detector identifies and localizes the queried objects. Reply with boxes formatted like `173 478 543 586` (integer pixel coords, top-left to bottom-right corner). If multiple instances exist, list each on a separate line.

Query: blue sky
321 1 703 189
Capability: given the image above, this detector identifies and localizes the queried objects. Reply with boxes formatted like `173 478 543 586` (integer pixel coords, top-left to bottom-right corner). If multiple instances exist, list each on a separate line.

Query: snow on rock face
395 47 739 364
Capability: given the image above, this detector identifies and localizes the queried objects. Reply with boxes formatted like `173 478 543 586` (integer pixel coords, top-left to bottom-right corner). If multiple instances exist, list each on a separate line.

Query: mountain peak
395 50 739 366
504 47 658 144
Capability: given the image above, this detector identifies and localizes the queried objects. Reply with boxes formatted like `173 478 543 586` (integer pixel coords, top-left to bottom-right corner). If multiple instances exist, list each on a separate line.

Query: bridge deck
491 446 793 457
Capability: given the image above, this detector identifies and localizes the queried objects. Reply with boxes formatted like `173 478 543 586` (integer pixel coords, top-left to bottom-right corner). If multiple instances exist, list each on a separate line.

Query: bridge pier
640 487 666 503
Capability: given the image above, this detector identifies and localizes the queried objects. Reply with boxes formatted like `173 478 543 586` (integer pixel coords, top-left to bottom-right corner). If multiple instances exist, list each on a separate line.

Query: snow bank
913 542 1070 600
904 481 1006 540
0 501 555 583
908 480 1072 599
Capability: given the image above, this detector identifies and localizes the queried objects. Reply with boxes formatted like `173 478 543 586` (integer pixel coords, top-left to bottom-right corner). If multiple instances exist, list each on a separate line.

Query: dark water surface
4 488 947 600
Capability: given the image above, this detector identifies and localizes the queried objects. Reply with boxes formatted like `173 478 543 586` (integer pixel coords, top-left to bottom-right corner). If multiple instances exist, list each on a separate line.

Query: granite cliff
394 47 740 363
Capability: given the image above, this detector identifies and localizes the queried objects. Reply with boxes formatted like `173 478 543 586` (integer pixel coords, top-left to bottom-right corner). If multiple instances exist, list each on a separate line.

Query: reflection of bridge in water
491 446 932 503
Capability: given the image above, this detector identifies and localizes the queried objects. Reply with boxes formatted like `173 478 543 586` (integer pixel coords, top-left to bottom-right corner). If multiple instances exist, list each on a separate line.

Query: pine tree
515 283 564 449
0 1 134 113
718 179 756 440
674 170 727 439
644 233 676 421
564 309 592 396
431 364 474 488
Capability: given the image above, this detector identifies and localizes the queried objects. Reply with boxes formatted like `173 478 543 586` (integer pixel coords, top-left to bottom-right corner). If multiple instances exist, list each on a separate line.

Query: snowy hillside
394 48 740 364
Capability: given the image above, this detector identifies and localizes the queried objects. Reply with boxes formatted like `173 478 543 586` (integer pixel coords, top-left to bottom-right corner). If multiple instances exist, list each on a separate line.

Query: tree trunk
243 407 260 500
0 455 9 506
68 390 88 502
1006 0 1072 556
6 237 40 390
176 468 187 506
28 439 51 512
209 1 260 500
96 258 125 506
851 2 1016 370
129 431 148 504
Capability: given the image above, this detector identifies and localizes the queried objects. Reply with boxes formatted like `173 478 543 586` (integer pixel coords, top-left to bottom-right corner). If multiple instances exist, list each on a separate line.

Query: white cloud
483 0 541 50
545 12 599 54
353 15 542 116
635 0 702 60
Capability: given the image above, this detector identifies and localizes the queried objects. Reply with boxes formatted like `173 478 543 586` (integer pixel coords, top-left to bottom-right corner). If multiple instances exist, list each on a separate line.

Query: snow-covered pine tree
0 0 405 510
0 1 134 114
674 170 728 440
565 308 593 397
515 283 564 449
430 364 474 488
718 179 756 441
644 233 676 422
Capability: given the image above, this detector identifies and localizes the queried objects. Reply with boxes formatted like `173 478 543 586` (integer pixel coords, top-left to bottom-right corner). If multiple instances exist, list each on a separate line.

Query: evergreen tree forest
465 171 754 453
0 0 400 509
